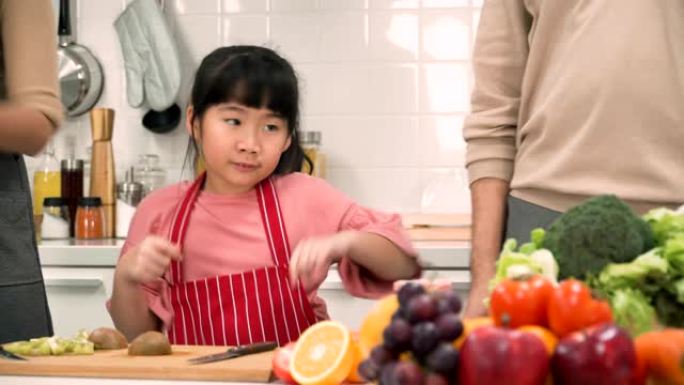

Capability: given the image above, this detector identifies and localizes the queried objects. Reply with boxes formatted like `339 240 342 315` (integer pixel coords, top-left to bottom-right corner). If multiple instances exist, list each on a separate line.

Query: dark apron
504 195 562 243
0 153 53 343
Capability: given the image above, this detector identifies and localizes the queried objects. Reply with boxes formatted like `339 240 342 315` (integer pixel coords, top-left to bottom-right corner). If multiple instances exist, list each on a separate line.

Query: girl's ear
186 105 199 140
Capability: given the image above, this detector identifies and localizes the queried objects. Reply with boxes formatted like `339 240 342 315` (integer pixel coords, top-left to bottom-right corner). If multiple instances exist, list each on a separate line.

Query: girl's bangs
206 55 297 120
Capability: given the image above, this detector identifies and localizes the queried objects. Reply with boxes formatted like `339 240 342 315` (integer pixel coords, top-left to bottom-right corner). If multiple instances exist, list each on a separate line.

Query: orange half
290 321 354 385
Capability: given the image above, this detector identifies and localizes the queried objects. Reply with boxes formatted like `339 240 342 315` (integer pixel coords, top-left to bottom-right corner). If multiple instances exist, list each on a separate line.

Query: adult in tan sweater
463 0 684 317
0 0 63 342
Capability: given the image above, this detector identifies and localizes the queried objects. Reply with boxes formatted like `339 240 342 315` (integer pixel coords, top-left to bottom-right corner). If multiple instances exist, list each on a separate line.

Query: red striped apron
165 173 317 346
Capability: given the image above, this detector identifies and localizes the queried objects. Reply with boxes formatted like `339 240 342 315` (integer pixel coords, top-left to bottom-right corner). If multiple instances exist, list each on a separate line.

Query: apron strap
168 173 206 285
256 178 292 267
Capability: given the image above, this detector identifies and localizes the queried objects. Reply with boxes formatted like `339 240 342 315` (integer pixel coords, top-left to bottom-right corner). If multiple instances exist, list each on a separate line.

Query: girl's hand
118 236 182 284
288 231 357 293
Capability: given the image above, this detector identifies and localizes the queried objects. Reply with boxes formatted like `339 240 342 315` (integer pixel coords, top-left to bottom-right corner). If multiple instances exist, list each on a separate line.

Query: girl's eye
264 124 280 132
224 118 240 126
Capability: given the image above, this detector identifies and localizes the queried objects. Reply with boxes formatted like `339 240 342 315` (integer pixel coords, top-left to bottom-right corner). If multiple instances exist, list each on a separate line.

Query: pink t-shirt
115 172 417 330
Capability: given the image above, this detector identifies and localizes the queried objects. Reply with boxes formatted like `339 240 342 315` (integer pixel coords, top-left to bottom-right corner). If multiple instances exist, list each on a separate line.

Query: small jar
75 197 105 240
135 154 167 196
299 130 326 178
41 197 70 240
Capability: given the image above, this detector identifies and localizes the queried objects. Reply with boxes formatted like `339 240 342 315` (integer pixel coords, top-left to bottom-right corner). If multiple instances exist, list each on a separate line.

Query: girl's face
188 102 292 194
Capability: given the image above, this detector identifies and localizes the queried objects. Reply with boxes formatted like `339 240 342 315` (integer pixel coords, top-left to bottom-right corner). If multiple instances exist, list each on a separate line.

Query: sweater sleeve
463 0 532 184
336 204 420 299
1 0 63 128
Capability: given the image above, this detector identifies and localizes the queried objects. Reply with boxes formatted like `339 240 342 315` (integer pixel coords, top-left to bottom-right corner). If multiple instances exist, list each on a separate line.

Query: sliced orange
453 317 494 349
345 336 364 383
290 321 354 385
358 295 399 357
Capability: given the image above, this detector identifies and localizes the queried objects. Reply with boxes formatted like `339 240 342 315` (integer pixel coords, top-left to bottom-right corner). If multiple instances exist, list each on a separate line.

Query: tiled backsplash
31 0 479 213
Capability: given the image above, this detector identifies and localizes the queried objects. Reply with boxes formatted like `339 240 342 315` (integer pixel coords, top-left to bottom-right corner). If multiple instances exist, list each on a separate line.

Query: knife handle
237 341 278 355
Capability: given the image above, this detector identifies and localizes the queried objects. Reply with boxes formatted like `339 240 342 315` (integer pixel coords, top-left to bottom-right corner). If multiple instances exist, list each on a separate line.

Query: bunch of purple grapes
359 282 464 385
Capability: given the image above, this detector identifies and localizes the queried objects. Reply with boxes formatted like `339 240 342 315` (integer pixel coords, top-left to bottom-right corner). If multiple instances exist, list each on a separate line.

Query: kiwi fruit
128 331 172 356
88 327 128 350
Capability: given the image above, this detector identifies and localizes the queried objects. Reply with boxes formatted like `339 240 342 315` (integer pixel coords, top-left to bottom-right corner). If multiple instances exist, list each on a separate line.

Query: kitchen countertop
38 239 471 269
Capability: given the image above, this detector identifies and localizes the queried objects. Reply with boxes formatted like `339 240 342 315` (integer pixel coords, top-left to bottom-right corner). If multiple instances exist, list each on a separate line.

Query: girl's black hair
185 45 311 175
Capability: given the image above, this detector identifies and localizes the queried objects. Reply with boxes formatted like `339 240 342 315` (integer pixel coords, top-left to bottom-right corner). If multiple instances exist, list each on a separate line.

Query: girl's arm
109 236 182 341
341 230 418 280
109 267 160 342
289 230 419 293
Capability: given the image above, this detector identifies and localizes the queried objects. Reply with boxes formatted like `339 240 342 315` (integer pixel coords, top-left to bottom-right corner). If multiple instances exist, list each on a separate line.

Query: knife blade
0 347 26 361
188 341 277 365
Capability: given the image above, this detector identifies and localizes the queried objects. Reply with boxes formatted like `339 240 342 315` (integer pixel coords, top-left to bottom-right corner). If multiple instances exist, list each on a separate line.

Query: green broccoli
543 195 654 280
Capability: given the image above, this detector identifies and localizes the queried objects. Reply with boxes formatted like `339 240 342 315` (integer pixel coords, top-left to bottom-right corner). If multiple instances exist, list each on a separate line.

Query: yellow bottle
33 144 61 216
300 131 326 178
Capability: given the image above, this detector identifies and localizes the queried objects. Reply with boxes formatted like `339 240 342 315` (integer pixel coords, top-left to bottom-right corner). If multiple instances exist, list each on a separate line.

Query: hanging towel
114 0 181 111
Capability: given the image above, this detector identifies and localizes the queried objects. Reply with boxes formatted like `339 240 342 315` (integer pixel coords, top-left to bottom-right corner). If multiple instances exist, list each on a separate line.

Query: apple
552 323 636 385
459 326 549 385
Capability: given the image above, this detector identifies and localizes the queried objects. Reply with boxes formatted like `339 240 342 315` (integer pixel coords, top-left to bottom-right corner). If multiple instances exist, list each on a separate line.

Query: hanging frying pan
57 0 104 117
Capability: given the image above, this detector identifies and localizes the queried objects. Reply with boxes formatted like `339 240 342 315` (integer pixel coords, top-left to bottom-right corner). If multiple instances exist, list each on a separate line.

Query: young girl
109 46 420 346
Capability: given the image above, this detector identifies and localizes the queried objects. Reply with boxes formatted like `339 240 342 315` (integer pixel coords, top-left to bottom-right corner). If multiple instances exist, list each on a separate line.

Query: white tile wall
34 0 483 214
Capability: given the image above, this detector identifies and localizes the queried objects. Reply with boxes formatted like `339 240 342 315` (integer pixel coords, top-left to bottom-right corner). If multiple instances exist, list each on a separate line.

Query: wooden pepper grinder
89 108 116 238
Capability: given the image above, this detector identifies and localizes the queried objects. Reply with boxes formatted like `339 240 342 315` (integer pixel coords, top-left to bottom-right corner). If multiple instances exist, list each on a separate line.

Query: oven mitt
114 0 181 111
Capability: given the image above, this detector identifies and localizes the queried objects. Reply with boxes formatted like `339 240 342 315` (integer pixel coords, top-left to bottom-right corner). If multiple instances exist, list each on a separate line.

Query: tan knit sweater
0 0 63 129
464 0 684 213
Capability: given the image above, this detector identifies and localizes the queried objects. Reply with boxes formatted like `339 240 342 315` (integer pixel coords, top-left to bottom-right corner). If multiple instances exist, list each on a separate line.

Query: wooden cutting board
0 345 274 382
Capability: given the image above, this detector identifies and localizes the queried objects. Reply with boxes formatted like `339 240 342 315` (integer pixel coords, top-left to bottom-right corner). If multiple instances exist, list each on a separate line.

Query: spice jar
41 197 69 240
299 130 326 178
75 197 105 240
61 158 84 237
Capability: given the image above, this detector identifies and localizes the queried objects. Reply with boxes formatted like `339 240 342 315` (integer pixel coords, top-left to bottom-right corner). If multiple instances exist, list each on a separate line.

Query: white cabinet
41 267 115 337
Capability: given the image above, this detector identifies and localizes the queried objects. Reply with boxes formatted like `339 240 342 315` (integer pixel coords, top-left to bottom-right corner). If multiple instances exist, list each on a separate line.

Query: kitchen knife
0 347 26 361
187 341 277 365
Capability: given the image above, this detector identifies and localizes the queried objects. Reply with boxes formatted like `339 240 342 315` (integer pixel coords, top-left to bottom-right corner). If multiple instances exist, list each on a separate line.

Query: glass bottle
75 197 105 240
299 131 326 178
61 159 84 238
33 142 61 235
135 154 167 196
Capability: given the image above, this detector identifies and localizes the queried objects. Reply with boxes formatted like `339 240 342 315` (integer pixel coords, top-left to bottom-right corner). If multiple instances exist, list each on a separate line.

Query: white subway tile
171 0 220 14
421 0 469 7
318 0 366 10
421 10 471 60
417 115 466 167
368 65 419 113
298 64 372 114
369 12 419 61
303 116 419 167
269 14 320 63
76 1 124 67
222 0 268 13
270 0 318 12
369 0 419 9
94 64 124 110
419 167 470 213
326 167 423 211
319 12 368 62
175 15 222 64
420 63 470 113
222 16 268 45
